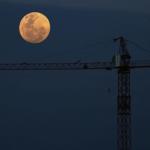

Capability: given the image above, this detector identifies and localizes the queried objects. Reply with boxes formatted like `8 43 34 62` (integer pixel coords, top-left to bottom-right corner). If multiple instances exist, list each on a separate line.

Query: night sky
0 0 150 150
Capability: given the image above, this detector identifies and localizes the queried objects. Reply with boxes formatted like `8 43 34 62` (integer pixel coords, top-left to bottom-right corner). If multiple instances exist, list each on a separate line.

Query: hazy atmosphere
0 0 150 150
2 0 150 14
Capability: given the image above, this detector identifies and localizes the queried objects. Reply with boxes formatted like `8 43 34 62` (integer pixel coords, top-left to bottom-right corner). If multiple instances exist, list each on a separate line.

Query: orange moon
19 12 51 44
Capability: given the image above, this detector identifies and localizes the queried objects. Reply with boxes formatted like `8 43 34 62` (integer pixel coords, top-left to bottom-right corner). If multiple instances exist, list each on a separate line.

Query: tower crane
1 36 150 150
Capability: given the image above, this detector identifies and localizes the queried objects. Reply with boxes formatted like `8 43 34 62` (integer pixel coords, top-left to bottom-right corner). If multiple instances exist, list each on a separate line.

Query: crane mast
114 37 131 150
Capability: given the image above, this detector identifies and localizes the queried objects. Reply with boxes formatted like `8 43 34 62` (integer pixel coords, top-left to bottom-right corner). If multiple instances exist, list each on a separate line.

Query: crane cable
126 39 150 53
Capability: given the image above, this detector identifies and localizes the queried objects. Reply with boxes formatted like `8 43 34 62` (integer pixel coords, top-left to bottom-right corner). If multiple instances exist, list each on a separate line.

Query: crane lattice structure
1 36 150 150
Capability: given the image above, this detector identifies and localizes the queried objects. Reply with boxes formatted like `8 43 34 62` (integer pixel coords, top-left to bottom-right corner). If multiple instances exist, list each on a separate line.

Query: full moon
19 12 51 44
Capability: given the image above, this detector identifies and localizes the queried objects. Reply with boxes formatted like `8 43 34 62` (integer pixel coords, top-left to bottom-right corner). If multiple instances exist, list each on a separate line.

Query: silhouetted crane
0 36 150 150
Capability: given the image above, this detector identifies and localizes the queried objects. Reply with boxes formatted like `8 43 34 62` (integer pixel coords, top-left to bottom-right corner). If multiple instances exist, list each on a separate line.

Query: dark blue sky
2 0 150 14
0 1 150 150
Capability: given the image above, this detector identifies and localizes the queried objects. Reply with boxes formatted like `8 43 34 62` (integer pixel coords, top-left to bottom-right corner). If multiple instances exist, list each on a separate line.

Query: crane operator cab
112 54 121 67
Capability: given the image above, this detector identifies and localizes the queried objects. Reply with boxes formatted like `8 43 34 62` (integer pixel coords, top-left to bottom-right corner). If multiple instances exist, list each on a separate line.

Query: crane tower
114 37 131 150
